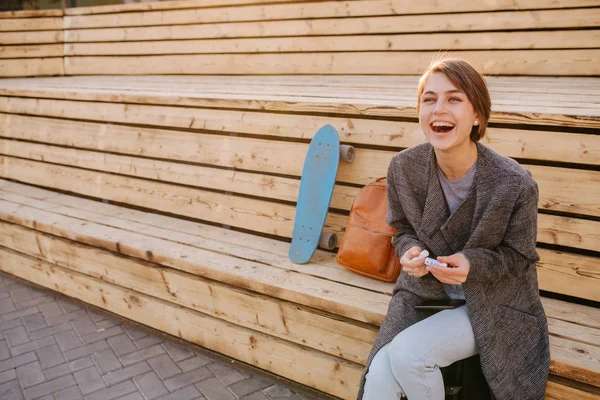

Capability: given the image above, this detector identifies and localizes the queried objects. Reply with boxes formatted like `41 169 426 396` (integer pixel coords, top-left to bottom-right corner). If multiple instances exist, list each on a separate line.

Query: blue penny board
289 124 340 264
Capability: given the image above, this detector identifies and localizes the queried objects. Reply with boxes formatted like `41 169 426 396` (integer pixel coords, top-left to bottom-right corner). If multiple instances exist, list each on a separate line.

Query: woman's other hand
401 246 429 278
428 253 470 284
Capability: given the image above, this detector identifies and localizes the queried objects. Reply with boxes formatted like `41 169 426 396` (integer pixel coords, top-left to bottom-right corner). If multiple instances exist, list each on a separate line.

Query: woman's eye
449 97 462 102
422 98 435 104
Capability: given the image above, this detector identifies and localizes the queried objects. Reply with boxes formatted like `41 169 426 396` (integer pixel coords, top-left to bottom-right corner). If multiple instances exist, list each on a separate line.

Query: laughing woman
359 58 550 400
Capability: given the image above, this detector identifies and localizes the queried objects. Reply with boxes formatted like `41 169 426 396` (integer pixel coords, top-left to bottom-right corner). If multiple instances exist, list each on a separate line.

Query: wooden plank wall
59 0 600 75
0 9 65 77
1 0 599 76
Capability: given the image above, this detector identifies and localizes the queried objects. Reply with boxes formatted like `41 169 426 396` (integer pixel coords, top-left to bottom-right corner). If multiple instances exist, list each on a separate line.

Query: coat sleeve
461 183 540 284
386 160 423 259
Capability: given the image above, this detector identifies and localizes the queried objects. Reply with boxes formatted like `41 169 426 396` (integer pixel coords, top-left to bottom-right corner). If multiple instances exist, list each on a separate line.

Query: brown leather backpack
336 178 401 282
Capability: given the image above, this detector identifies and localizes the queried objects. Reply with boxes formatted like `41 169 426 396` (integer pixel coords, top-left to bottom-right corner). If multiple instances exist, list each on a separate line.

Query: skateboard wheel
340 145 355 163
318 231 338 250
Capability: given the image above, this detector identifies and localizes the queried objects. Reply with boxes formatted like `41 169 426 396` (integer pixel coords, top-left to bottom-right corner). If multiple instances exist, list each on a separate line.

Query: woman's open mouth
430 121 455 134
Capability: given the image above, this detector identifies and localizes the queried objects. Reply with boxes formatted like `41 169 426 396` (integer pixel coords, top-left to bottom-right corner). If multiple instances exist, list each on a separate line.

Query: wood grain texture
0 76 597 128
63 9 600 42
64 30 600 56
62 1 600 29
0 58 63 77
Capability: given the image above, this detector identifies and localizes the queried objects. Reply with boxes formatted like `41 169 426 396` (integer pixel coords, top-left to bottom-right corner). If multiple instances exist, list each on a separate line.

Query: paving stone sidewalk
0 273 333 400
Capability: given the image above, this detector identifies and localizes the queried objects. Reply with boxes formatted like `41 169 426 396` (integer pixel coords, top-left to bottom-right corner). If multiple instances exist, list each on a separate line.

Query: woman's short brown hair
417 57 492 142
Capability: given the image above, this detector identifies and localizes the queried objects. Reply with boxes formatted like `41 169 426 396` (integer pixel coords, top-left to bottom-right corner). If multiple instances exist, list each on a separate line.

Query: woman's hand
427 253 470 284
400 246 429 278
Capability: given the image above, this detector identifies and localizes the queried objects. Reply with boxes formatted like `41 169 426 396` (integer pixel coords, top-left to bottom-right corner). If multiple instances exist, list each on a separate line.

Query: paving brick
35 395 53 400
29 321 72 340
108 334 138 356
134 371 169 400
86 379 138 400
37 344 66 369
208 362 246 386
1 306 39 322
16 361 45 388
22 313 47 332
56 330 84 352
45 357 94 381
0 352 37 373
263 385 295 398
0 318 22 334
38 302 64 319
156 385 202 400
23 374 76 400
10 288 34 304
4 325 30 348
134 335 163 350
123 326 148 341
71 314 98 336
121 344 165 366
116 392 144 400
45 309 87 326
0 379 24 400
162 341 194 362
58 300 81 314
63 339 109 361
53 385 84 400
95 318 119 330
74 366 106 394
147 354 182 380
93 348 122 374
242 392 270 400
0 340 11 361
0 297 16 314
0 368 17 385
81 325 123 345
164 367 213 392
179 354 212 373
11 335 56 357
196 376 236 400
103 362 152 386
17 295 55 311
229 376 274 398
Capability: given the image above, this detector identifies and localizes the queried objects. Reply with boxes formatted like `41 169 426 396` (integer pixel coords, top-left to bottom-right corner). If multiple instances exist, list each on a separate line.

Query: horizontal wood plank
0 17 62 32
62 50 600 76
63 1 600 29
64 30 600 56
0 44 63 59
545 380 600 399
0 248 363 399
0 10 63 18
0 58 64 77
63 9 600 42
64 0 321 16
0 31 64 45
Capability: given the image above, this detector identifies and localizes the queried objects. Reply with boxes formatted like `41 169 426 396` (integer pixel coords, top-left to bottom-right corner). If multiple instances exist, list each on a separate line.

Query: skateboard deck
289 125 340 264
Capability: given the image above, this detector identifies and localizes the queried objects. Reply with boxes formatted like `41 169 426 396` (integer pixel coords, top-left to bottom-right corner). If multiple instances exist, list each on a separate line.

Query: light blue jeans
363 305 478 400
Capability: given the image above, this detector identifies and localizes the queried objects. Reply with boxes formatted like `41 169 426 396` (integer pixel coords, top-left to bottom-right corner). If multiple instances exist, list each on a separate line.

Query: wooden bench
0 1 599 399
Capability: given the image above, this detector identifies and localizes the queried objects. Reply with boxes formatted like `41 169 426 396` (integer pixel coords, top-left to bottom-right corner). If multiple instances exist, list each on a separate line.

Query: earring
474 120 479 126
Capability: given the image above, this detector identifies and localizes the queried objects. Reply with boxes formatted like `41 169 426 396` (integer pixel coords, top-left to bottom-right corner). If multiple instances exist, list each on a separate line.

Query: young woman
359 58 550 400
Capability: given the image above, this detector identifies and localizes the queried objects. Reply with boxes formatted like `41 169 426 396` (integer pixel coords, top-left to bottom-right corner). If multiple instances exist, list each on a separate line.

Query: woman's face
418 72 478 153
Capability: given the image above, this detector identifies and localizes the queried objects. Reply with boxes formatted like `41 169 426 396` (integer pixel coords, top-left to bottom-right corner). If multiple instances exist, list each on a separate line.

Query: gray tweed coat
357 142 550 399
